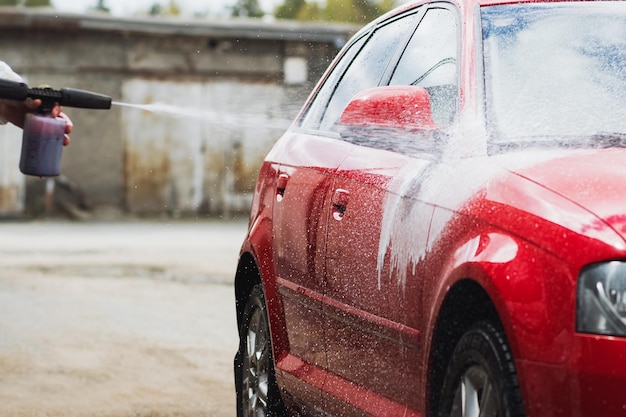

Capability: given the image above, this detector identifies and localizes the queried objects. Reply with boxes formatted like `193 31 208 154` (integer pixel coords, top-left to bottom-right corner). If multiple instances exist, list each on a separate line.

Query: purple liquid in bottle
19 113 66 177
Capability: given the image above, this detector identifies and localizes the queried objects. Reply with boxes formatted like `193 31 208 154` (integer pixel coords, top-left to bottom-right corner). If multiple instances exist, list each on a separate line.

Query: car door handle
277 173 289 201
332 188 350 220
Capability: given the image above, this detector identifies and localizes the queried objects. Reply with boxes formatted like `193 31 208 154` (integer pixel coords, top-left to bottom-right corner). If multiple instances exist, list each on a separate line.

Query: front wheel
235 284 287 417
438 321 526 417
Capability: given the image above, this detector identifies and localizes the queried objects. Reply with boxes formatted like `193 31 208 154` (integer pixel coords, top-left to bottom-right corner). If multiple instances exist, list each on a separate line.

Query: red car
234 0 626 416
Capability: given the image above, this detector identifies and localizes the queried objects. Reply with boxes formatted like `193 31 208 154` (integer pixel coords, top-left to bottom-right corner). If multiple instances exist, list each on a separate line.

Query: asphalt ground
0 219 247 417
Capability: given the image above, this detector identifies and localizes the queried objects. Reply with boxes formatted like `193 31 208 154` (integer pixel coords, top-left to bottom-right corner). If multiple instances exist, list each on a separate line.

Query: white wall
0 123 25 214
121 79 295 214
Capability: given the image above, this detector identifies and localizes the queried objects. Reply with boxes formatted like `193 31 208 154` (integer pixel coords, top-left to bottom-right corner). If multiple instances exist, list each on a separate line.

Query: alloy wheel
450 365 498 417
243 305 271 417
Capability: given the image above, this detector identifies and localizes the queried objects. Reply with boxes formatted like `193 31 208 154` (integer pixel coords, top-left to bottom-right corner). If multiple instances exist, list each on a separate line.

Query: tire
235 284 287 417
438 321 526 417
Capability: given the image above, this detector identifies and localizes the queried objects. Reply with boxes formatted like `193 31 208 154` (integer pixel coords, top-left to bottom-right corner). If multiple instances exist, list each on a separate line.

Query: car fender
235 162 290 360
425 227 575 365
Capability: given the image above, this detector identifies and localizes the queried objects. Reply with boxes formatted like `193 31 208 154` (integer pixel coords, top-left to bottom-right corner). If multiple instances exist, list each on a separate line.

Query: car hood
491 147 626 251
378 145 626 273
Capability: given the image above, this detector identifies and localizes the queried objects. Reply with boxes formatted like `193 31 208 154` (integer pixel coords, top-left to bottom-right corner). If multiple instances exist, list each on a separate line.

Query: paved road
0 219 248 417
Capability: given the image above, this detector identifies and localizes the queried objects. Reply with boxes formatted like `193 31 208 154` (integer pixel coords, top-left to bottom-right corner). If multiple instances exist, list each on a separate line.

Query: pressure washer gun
0 78 112 177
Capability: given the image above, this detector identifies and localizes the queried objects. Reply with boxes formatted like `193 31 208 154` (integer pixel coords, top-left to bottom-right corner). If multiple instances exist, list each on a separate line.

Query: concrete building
0 7 357 217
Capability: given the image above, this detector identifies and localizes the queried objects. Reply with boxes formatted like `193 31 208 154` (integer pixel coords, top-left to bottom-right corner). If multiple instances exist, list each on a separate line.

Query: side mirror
338 86 439 132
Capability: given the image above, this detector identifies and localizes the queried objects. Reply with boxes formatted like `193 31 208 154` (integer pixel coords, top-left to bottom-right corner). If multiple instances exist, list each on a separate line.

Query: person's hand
0 98 73 146
50 102 73 146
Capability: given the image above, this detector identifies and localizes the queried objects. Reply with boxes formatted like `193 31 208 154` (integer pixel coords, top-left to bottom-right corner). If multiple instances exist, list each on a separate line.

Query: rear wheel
438 321 525 417
235 284 286 417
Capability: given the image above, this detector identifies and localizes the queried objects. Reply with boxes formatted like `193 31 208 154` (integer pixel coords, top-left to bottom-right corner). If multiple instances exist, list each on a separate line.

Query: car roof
387 0 602 17
402 0 599 7
368 0 606 32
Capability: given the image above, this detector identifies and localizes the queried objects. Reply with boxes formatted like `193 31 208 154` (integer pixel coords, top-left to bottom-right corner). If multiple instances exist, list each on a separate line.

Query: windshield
482 2 626 141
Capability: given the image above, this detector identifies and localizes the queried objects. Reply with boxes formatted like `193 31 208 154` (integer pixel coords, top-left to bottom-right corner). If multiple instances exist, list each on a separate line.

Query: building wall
0 8 356 216
0 123 23 214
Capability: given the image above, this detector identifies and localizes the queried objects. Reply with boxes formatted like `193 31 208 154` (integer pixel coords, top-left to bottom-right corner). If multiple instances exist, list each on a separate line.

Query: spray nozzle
0 78 111 114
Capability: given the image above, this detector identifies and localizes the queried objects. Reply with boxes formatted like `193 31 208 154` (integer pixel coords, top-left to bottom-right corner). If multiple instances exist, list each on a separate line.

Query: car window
482 3 626 140
299 33 368 130
390 7 459 127
320 15 419 131
300 12 420 132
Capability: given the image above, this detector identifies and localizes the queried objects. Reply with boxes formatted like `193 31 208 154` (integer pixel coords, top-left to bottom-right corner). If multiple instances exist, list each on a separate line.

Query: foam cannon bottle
0 78 112 177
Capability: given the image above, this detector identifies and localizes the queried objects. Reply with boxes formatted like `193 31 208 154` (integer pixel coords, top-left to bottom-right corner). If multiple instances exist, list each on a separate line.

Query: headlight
577 261 626 336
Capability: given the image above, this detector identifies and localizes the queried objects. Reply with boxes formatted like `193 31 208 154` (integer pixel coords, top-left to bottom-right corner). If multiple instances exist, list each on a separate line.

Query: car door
301 7 426 416
321 5 460 416
271 131 348 410
323 146 433 417
279 8 424 415
269 29 375 411
386 6 459 413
